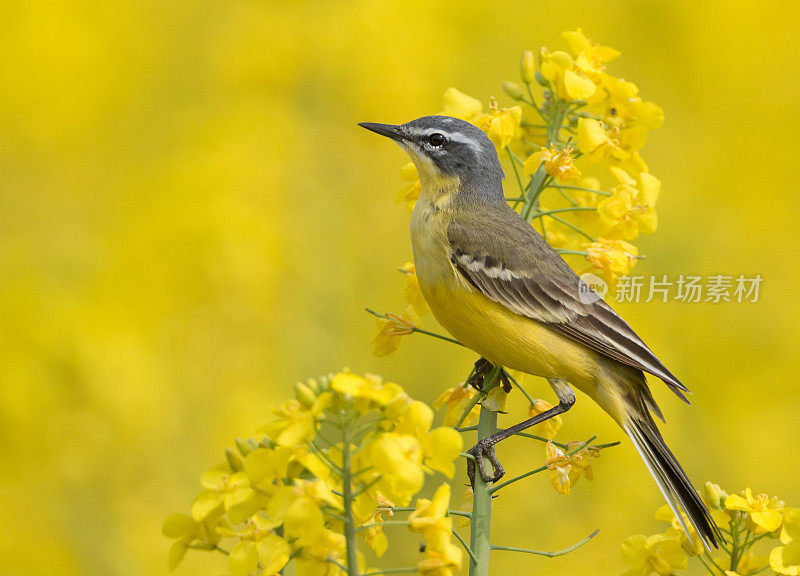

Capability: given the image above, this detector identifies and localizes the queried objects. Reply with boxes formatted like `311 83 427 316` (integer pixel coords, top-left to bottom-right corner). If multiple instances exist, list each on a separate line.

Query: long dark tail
624 414 723 549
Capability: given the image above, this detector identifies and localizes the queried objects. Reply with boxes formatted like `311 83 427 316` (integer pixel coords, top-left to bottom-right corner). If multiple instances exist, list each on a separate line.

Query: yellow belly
423 278 597 383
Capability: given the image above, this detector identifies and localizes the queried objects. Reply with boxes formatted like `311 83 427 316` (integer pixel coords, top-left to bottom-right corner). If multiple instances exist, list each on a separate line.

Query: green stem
530 206 598 219
546 214 596 242
341 430 360 576
363 568 418 576
454 390 486 429
704 551 728 575
491 528 598 557
489 435 597 494
524 82 547 121
469 393 499 576
364 308 464 346
547 184 612 197
503 372 535 406
355 520 412 533
453 529 480 564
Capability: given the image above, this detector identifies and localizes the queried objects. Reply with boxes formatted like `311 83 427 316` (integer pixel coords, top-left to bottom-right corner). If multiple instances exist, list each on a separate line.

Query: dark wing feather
447 211 689 402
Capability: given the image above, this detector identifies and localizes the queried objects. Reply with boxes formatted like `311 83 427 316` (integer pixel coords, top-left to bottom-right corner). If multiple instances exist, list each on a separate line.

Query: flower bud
225 447 244 472
502 81 525 100
520 50 535 83
384 391 411 420
235 436 256 456
704 481 728 509
294 380 317 407
535 71 549 87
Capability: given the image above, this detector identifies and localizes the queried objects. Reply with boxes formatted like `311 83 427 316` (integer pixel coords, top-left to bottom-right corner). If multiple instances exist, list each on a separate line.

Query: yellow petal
564 70 596 100
751 509 784 533
441 88 483 120
423 427 463 478
257 533 291 575
191 490 223 521
725 493 750 512
229 541 259 576
481 386 508 412
577 118 609 153
162 513 196 538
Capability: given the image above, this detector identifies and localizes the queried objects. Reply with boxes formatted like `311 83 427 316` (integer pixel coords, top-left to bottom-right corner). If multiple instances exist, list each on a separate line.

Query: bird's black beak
358 122 405 142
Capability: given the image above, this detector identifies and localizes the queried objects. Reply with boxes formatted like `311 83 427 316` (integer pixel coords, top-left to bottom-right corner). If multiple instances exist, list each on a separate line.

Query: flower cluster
394 30 665 285
620 482 799 576
162 371 464 576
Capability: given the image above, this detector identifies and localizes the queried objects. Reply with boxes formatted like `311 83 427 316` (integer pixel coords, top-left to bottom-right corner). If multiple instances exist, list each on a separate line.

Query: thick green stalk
341 432 360 576
469 401 498 576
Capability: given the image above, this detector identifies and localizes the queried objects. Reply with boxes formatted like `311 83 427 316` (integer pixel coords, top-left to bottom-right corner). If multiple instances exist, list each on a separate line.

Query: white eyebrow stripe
444 131 484 155
403 127 484 156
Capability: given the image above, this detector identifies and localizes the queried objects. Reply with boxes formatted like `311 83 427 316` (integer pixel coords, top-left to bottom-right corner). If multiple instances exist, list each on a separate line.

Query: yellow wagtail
360 115 722 548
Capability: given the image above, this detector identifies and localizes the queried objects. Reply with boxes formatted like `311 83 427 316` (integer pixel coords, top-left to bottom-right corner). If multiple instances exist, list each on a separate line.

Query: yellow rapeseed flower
396 162 421 213
410 484 463 576
655 505 704 556
331 371 406 413
434 382 480 427
563 29 621 74
478 99 522 149
620 532 688 576
523 144 580 181
260 393 331 448
192 464 259 523
372 306 420 357
544 440 597 495
409 483 451 534
441 87 484 121
223 515 290 576
598 179 659 240
576 117 628 164
540 48 596 101
726 488 785 534
368 432 425 506
770 508 800 576
585 238 639 280
400 262 430 316
394 399 463 477
162 512 225 571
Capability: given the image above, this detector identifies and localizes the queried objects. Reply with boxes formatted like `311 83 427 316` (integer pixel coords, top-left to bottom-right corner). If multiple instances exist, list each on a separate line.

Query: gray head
359 115 504 203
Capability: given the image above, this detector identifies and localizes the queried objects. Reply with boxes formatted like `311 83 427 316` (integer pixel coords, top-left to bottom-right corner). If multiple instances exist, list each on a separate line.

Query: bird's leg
468 378 576 485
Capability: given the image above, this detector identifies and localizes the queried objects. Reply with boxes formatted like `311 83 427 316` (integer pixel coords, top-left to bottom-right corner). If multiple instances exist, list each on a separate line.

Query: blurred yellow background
1 1 799 574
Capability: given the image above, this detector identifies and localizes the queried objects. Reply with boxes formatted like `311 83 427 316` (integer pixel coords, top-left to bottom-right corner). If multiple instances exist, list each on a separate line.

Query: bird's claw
468 358 512 393
467 358 493 391
466 437 505 488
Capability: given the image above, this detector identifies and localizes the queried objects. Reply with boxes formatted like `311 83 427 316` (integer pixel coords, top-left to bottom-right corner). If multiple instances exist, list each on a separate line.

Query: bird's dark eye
428 132 446 147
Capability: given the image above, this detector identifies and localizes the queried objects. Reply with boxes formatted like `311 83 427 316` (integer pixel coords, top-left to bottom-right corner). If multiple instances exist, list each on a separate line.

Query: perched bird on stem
360 115 722 549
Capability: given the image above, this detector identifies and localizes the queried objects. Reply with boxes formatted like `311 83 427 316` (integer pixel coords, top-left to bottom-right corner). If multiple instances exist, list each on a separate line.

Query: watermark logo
578 272 608 304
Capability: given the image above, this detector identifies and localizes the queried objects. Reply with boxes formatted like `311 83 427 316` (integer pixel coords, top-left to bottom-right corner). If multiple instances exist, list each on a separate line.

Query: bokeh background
2 1 799 574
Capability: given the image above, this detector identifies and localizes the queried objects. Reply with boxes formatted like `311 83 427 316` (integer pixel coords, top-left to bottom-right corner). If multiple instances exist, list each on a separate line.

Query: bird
359 115 722 549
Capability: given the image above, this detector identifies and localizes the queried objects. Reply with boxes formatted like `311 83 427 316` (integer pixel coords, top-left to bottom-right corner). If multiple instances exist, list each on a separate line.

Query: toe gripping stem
467 378 576 487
